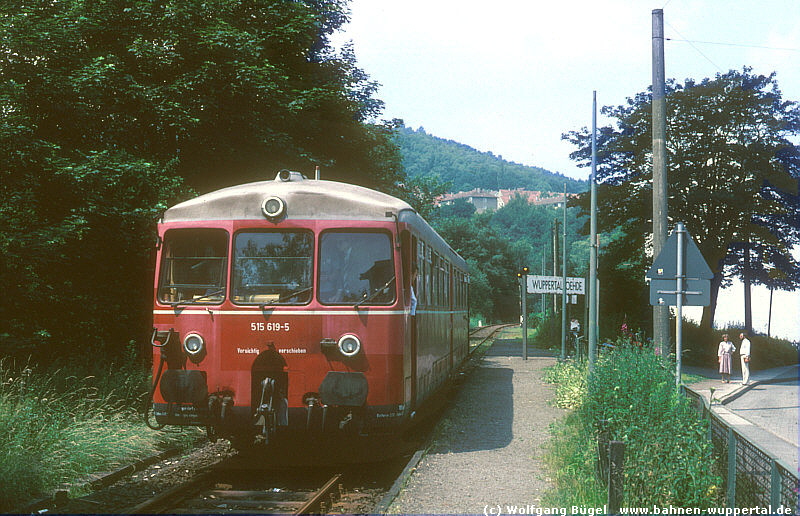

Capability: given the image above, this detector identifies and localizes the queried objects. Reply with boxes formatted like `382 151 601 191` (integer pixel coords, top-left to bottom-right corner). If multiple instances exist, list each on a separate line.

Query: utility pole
541 253 546 316
589 92 598 369
652 8 669 354
553 219 559 315
561 183 568 361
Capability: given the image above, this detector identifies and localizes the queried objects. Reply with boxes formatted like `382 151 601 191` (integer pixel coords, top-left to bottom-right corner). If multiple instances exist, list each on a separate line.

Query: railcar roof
162 175 412 222
162 172 467 271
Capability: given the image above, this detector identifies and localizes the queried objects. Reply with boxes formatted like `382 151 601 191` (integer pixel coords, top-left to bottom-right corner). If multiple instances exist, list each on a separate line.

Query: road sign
527 275 585 295
649 278 711 306
647 224 713 307
646 228 713 280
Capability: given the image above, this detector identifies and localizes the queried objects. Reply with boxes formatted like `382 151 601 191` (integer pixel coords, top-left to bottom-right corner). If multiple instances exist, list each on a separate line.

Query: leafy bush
544 344 722 509
532 314 563 351
583 346 721 507
543 360 587 409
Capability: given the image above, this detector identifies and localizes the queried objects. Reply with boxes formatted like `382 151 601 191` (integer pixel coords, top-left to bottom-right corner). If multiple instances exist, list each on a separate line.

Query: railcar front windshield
319 231 395 305
158 229 228 305
232 230 313 305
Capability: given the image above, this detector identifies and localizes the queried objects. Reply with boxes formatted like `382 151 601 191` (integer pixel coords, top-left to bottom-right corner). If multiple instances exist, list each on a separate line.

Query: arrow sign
646 226 713 280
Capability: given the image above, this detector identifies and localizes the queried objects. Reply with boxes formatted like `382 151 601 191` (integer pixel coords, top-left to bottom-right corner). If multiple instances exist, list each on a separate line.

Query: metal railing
684 388 799 511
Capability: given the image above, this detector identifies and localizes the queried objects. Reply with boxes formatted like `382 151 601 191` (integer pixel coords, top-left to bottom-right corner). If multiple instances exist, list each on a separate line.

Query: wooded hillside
396 126 585 193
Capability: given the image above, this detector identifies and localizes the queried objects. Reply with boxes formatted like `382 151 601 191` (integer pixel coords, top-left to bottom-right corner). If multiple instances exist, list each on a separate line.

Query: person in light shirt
739 331 752 385
717 333 735 384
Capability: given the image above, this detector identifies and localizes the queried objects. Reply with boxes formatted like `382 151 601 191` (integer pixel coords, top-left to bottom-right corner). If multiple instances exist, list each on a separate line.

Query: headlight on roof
261 196 285 219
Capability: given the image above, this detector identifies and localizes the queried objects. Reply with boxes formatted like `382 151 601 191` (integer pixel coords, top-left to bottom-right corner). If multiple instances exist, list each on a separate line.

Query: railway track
15 325 511 515
125 465 343 514
469 323 517 351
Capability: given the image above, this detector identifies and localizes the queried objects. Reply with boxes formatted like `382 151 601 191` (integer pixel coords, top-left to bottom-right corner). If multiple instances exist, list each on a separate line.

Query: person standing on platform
717 333 736 383
739 331 751 385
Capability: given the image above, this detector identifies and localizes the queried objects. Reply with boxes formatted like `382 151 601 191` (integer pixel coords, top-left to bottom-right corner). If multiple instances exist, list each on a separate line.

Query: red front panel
151 219 408 414
152 310 405 407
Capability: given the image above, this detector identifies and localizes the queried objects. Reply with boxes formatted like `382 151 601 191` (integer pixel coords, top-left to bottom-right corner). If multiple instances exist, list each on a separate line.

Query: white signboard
527 275 585 295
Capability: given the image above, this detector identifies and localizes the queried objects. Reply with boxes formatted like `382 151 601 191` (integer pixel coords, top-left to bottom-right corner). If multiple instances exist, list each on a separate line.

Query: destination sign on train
526 275 585 295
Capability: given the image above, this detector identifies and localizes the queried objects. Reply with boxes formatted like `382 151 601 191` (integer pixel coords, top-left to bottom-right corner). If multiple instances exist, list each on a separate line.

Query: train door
401 232 417 413
448 262 454 373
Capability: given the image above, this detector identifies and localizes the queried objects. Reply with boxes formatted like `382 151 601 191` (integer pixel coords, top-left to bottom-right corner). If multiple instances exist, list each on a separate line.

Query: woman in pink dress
717 333 736 383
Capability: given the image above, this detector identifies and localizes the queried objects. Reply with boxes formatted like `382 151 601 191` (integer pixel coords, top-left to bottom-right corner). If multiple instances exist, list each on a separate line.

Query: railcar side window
232 231 313 305
319 231 395 305
158 229 228 305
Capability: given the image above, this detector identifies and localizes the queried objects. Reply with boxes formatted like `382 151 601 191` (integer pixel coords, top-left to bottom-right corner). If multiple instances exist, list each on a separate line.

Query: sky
332 0 800 342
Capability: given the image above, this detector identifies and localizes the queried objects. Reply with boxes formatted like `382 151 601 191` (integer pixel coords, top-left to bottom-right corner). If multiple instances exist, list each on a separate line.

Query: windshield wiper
260 286 312 308
354 276 396 309
170 288 225 307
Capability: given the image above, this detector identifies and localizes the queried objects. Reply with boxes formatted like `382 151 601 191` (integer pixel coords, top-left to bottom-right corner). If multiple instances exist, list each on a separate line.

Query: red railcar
147 170 469 446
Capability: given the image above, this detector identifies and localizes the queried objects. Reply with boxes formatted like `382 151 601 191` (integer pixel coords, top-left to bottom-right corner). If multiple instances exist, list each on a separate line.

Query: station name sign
526 275 585 295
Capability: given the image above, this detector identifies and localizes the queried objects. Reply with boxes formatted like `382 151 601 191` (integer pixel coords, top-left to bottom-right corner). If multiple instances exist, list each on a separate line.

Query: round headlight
337 334 361 358
261 196 285 219
183 333 205 356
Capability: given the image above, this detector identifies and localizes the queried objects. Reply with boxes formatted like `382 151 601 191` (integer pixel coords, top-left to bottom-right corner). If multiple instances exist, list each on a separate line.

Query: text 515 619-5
250 322 290 332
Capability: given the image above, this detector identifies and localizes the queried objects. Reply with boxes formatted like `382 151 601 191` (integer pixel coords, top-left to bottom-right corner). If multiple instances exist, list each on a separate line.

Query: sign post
646 222 713 386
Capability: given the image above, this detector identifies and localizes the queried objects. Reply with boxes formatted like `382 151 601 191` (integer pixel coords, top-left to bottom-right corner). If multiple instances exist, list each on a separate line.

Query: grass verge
0 358 202 511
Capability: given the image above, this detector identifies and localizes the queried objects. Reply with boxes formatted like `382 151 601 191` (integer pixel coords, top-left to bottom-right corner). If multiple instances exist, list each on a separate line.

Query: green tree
1 0 400 193
0 0 400 360
564 68 800 331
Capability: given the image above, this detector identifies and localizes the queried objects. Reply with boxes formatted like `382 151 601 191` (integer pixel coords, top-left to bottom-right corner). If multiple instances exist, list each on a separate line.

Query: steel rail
125 469 215 514
123 470 343 515
293 473 343 515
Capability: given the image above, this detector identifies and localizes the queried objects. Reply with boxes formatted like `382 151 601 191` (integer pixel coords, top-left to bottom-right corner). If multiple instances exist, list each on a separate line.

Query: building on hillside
439 188 576 212
437 189 500 212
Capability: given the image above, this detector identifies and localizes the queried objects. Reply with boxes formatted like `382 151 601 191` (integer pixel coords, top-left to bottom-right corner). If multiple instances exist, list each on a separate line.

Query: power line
665 21 723 72
666 37 800 53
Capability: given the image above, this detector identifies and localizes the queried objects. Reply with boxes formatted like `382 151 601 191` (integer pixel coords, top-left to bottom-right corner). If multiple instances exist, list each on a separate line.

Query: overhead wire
665 38 800 53
665 21 724 72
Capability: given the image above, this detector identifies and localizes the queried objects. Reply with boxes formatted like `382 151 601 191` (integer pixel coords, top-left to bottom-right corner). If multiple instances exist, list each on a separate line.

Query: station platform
684 363 798 405
387 330 563 514
684 363 799 472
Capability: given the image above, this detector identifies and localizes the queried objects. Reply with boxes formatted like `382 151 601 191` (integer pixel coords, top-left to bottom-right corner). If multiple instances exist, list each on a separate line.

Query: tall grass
0 359 201 511
543 345 723 509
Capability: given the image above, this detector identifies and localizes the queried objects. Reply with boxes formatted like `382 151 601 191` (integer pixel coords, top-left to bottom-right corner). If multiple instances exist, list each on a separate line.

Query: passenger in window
410 265 418 316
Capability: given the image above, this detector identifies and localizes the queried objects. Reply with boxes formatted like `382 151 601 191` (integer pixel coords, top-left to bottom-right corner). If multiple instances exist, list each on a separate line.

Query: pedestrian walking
739 331 751 385
717 333 735 383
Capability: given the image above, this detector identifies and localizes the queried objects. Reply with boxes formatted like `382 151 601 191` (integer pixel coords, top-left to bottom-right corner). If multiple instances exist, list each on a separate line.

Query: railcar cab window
158 229 228 305
319 231 396 305
232 230 313 305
